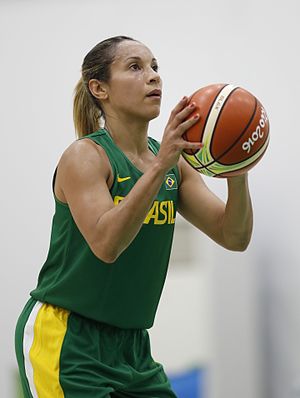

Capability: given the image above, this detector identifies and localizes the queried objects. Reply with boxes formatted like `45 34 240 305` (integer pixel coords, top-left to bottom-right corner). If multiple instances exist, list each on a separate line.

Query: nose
147 68 161 85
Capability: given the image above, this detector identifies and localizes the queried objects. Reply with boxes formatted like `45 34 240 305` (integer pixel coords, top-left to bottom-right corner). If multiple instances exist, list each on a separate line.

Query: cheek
112 79 140 101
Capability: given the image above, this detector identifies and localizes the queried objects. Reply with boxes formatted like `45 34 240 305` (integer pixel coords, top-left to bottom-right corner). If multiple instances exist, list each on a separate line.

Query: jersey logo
114 196 176 225
165 174 178 190
117 175 131 183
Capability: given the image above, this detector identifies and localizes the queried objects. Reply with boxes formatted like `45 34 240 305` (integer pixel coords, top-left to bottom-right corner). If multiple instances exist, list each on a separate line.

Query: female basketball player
15 36 253 397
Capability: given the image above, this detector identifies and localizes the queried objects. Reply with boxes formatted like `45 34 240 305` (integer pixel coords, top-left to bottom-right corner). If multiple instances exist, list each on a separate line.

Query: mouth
146 89 162 98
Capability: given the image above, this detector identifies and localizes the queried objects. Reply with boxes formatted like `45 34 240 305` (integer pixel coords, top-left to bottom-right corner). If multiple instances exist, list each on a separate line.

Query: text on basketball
242 107 268 154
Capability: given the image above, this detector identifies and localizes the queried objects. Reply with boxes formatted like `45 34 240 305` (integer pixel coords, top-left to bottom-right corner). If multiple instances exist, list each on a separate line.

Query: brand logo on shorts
165 174 178 190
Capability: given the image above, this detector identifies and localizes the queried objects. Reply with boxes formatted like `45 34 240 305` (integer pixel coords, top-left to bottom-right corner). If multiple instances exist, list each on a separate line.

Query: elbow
223 233 252 252
90 243 119 264
229 239 250 252
97 253 118 264
97 249 119 264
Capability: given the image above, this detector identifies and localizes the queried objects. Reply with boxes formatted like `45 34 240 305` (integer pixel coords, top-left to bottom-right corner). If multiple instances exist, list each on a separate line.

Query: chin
147 107 161 121
134 106 160 123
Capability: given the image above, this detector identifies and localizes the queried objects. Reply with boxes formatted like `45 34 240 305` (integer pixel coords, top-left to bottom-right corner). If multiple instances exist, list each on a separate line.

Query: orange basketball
182 83 270 177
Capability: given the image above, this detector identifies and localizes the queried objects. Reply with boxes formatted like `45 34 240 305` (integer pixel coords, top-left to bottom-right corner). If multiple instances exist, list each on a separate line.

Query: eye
130 63 141 71
152 64 159 72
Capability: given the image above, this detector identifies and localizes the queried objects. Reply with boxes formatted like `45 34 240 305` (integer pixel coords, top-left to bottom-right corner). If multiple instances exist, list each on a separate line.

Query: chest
111 159 179 222
123 150 156 174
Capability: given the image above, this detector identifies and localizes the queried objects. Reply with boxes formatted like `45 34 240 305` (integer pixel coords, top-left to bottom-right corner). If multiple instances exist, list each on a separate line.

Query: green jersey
31 129 180 329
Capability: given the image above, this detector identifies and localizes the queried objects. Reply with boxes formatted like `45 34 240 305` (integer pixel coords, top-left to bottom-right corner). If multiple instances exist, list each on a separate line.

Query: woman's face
105 40 162 122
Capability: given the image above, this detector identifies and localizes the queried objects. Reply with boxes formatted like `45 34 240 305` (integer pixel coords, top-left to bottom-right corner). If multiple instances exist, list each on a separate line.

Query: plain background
1 0 300 397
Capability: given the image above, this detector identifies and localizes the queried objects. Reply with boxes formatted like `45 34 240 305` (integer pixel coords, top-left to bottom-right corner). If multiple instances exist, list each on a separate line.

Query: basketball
182 83 270 177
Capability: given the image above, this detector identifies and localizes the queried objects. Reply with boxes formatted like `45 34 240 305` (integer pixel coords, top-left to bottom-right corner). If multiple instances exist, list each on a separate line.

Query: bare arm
178 157 253 251
57 97 202 262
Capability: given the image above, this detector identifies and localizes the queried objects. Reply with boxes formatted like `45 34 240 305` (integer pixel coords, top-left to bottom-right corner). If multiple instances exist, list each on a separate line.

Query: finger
181 141 204 151
172 102 200 128
167 96 189 123
174 113 200 136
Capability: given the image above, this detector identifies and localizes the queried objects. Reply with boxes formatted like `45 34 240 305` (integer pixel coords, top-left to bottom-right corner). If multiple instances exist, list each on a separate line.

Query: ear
88 79 108 100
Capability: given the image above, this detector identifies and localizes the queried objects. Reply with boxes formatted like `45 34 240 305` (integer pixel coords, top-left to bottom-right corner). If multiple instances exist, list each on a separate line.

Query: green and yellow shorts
15 298 177 397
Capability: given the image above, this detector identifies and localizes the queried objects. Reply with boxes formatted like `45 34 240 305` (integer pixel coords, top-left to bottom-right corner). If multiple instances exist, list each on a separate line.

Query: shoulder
56 138 113 193
60 138 110 175
62 138 101 160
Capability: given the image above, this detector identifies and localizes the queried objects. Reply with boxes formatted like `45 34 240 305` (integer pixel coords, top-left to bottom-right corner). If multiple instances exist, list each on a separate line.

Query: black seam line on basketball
209 86 241 159
197 165 217 177
215 96 258 162
186 84 228 157
204 95 258 168
200 84 229 144
188 161 212 174
196 129 267 170
191 84 229 164
214 97 259 165
216 137 269 167
196 164 216 175
193 154 205 168
218 136 268 167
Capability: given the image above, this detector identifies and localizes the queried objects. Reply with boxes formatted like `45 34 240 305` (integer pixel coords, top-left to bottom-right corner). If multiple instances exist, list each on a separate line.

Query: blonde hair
73 36 136 138
73 78 101 138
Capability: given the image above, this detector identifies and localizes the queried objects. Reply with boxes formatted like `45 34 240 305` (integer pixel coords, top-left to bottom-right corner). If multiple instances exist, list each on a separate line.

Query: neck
104 115 149 155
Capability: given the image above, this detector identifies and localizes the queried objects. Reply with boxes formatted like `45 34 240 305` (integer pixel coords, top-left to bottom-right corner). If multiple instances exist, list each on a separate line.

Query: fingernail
182 96 187 101
193 113 200 119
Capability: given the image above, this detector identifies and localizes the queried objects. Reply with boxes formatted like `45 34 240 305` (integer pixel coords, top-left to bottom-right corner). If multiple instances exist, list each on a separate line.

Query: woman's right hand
156 96 203 172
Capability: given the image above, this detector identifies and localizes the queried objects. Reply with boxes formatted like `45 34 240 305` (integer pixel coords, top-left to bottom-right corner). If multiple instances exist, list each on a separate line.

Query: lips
146 89 162 98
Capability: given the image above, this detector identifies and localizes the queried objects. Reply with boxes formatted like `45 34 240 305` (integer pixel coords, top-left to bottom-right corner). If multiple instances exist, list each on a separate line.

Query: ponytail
73 36 136 138
73 78 101 139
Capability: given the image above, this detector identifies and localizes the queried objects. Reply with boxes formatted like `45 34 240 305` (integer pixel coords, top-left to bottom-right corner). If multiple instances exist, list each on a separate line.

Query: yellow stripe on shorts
23 301 70 397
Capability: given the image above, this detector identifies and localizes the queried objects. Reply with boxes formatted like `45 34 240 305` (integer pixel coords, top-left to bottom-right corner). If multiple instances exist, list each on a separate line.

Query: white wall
1 1 300 397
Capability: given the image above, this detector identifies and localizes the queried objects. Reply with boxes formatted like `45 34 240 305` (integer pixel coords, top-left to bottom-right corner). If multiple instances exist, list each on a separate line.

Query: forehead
113 40 156 63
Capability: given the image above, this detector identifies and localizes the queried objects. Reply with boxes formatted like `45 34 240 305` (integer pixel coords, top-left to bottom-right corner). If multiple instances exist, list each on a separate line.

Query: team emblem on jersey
165 174 178 190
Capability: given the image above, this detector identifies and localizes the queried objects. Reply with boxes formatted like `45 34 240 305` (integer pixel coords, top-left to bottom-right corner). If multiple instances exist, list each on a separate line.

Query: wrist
227 172 248 184
152 156 171 177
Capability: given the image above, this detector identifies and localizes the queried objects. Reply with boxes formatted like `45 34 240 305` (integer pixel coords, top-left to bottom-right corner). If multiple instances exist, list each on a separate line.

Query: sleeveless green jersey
31 129 180 329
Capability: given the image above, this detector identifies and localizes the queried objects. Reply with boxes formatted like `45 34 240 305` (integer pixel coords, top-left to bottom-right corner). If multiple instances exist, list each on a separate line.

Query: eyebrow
125 56 158 63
